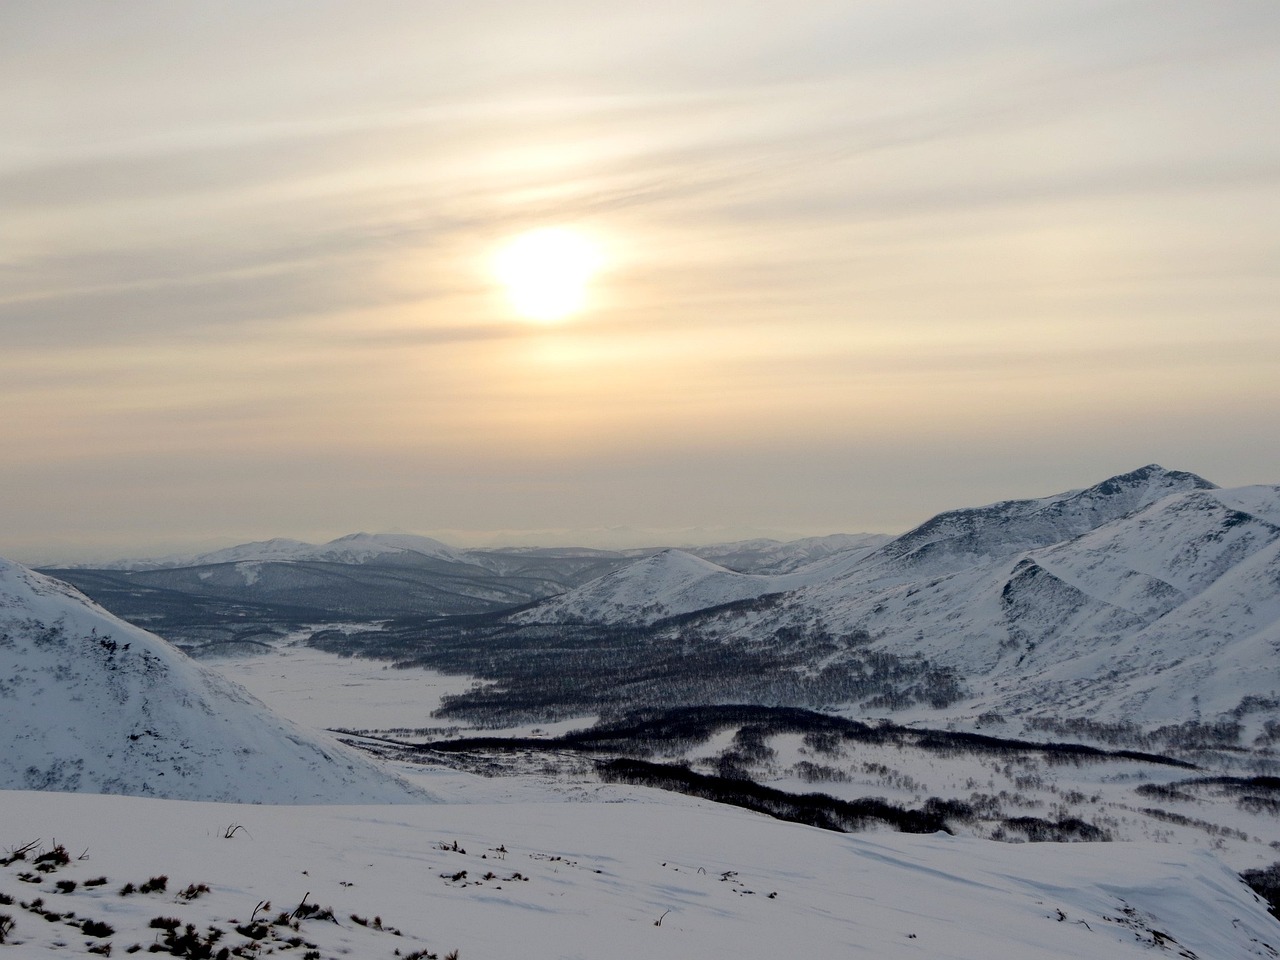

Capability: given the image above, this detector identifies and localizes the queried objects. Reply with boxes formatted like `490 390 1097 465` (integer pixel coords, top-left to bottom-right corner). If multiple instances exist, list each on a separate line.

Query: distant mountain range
40 532 885 646
50 530 885 576
28 464 1280 728
58 532 473 570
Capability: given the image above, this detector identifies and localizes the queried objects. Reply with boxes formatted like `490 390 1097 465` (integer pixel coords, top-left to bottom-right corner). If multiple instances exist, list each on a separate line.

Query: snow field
3 789 1278 960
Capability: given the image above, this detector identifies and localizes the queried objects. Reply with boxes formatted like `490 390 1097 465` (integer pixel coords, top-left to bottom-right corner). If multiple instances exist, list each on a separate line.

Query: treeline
414 704 1193 769
1242 863 1280 920
1026 716 1246 751
993 817 1110 843
594 758 1112 842
595 757 953 834
308 610 966 726
1137 775 1280 813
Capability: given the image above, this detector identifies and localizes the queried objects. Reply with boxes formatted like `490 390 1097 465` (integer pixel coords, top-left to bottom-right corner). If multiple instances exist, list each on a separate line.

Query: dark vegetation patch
1138 808 1249 841
1242 862 1280 920
1137 776 1280 813
33 845 70 868
600 757 1111 843
596 758 956 834
407 704 1194 769
993 817 1111 843
1 840 40 867
1028 716 1246 752
310 609 965 725
1180 775 1280 794
343 705 1183 839
35 568 336 652
2 842 456 958
80 918 114 937
43 553 624 650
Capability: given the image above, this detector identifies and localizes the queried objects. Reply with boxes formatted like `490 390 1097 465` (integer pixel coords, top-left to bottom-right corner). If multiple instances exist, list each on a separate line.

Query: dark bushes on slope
596 757 952 834
1242 862 1280 919
995 817 1110 843
418 704 1193 769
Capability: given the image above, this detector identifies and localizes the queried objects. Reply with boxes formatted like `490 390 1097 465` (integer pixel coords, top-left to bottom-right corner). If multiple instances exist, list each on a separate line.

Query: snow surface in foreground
4 788 1278 960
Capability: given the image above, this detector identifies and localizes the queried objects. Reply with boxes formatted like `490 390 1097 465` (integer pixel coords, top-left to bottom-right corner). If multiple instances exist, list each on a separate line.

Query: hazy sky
3 1 1278 562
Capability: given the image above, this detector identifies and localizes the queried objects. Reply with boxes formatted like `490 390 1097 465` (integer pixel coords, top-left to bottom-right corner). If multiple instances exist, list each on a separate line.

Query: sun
492 227 604 322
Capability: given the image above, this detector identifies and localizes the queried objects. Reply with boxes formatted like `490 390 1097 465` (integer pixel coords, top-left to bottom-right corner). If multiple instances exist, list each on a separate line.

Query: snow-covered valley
7 465 1280 957
4 610 1280 958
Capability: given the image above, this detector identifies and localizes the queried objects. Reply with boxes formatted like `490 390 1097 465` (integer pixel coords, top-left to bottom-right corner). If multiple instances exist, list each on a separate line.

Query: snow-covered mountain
868 463 1218 577
45 532 892 638
686 533 892 573
67 532 471 570
513 549 796 625
43 537 585 631
509 538 897 625
768 476 1280 722
518 466 1280 725
525 466 1215 626
0 556 430 803
53 531 892 579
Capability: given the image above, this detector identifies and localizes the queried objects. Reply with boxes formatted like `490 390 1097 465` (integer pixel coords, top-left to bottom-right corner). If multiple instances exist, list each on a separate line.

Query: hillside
41 539 642 645
872 464 1218 575
770 479 1280 723
478 466 1280 727
0 557 430 804
4 787 1279 960
42 533 891 646
519 465 1219 626
514 549 788 625
685 533 892 573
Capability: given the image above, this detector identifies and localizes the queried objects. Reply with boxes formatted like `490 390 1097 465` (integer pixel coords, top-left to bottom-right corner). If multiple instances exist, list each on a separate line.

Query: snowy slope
511 467 1280 725
762 481 1280 723
299 532 472 565
521 466 1215 627
514 543 900 626
514 549 791 624
867 463 1216 577
4 788 1279 960
0 557 430 803
788 483 1280 718
688 533 892 573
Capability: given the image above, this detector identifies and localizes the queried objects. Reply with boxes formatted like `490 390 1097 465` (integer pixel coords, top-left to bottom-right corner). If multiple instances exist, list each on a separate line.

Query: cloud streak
1 0 1278 560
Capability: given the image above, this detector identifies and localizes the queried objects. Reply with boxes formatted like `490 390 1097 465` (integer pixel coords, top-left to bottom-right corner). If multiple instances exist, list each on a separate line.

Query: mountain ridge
508 466 1280 725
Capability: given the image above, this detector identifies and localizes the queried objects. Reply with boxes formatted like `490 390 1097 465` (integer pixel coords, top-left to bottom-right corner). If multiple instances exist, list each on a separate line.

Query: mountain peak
1087 464 1217 497
518 548 765 625
878 465 1217 571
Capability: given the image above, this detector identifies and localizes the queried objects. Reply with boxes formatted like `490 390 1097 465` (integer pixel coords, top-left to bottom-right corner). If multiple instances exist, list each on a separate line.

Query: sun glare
493 227 604 322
